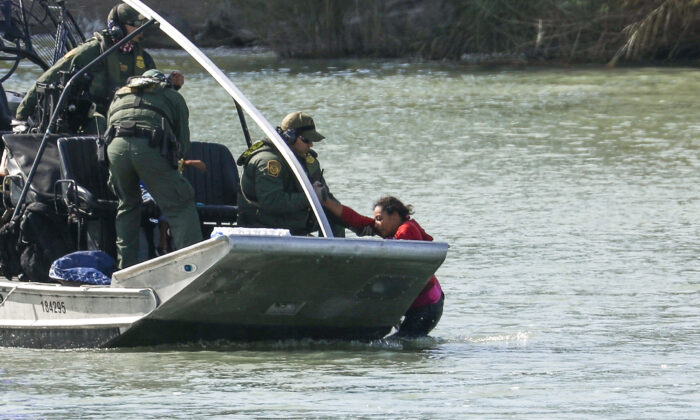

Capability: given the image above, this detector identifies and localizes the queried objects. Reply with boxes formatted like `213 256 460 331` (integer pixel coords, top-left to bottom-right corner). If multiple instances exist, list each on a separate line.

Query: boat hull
0 280 158 348
1 235 448 348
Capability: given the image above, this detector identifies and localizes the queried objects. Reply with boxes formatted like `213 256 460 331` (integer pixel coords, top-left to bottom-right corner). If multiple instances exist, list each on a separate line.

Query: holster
97 126 116 167
107 121 162 147
158 118 179 169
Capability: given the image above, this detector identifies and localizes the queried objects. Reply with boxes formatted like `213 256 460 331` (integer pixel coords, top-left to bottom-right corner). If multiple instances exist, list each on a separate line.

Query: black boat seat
55 136 118 257
56 136 117 217
183 141 239 225
2 133 62 205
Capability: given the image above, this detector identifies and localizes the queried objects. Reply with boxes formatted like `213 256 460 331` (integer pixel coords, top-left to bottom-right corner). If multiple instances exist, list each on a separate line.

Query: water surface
1 50 698 418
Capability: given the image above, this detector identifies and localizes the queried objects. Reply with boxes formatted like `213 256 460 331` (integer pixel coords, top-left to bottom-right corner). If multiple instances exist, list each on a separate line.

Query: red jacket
340 206 442 308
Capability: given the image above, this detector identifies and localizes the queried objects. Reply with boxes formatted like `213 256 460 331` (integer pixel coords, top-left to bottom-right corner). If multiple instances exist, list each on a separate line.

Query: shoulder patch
267 160 282 177
120 62 128 72
305 155 315 164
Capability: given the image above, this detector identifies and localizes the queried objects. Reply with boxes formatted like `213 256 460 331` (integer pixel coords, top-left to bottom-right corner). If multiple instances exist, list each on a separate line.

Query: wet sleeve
254 161 309 213
339 206 374 229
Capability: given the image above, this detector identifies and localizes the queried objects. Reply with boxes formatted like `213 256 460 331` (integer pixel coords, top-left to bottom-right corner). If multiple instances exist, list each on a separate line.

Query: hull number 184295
41 300 67 314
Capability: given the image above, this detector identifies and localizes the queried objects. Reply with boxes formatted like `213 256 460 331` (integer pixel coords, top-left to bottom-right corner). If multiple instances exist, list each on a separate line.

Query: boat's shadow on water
104 335 446 353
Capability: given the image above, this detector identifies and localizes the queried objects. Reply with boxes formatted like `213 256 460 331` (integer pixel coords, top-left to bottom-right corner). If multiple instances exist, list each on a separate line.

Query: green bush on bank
221 0 699 64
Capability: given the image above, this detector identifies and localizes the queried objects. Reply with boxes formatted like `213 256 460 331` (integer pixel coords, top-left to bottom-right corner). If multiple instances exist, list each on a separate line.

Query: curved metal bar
0 41 21 83
10 19 157 222
234 100 252 149
122 0 333 238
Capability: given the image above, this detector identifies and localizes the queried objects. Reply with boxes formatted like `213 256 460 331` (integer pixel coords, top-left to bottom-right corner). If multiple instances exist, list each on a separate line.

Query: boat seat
2 133 62 206
56 136 117 257
56 136 117 217
183 141 239 225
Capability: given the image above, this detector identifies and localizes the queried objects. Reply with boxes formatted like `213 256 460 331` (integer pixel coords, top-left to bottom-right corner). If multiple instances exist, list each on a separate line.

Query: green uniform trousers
107 136 202 269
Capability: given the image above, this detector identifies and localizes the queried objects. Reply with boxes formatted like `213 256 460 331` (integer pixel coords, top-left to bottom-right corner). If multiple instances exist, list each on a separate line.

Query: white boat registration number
41 300 66 314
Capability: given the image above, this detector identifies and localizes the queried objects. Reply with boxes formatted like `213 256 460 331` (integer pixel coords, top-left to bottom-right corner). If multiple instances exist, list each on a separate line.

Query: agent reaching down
106 69 201 269
237 111 346 236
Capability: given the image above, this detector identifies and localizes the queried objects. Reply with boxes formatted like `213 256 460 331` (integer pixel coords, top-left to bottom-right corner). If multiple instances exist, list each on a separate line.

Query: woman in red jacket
318 191 444 337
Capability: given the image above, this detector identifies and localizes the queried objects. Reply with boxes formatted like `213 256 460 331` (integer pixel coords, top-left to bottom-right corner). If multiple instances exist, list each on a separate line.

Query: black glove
313 181 329 202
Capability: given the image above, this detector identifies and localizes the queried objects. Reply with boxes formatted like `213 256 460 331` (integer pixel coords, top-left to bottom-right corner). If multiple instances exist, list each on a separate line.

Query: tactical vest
237 141 277 205
109 84 175 132
105 84 182 169
237 140 322 204
237 140 269 166
237 140 321 179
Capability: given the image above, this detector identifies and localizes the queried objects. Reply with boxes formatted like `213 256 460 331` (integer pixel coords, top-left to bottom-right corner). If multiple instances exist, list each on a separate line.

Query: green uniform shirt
16 30 155 120
237 140 330 234
107 83 190 154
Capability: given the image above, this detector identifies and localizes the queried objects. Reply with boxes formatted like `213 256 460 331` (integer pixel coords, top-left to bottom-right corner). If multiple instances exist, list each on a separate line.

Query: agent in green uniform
237 111 346 236
14 3 183 133
106 69 201 269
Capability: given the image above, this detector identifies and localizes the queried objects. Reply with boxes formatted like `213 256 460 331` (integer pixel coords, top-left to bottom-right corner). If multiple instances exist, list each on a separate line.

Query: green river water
1 50 698 418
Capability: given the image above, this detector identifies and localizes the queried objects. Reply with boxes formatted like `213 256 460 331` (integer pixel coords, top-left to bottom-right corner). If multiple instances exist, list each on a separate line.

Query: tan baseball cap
280 112 325 142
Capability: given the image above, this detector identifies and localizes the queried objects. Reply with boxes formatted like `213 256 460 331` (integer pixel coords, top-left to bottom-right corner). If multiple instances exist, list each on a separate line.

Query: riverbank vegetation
214 0 699 64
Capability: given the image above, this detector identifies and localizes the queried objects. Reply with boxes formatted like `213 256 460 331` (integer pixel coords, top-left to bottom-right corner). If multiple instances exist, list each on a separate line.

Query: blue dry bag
49 251 115 285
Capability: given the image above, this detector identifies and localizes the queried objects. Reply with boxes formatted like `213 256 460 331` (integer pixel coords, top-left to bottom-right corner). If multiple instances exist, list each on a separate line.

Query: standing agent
237 111 346 237
106 69 201 269
13 3 184 133
317 194 444 337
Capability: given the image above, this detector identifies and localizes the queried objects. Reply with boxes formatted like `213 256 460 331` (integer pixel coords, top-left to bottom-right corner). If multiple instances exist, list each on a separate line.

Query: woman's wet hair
374 196 413 221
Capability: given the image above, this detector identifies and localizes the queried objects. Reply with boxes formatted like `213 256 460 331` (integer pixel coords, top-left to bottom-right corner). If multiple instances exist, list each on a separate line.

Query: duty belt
113 124 163 143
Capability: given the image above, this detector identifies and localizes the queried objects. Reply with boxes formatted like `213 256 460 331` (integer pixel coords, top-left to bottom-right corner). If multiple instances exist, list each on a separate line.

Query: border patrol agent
106 69 201 269
14 3 171 133
237 111 346 236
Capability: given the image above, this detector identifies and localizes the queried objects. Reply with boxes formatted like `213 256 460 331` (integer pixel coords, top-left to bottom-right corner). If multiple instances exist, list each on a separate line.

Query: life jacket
236 140 270 166
236 140 322 234
237 140 320 176
237 140 321 203
106 81 176 141
236 140 276 206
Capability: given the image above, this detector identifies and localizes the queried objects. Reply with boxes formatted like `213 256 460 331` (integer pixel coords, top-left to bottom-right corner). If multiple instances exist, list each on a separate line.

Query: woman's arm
313 182 374 231
322 198 343 218
338 204 374 229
